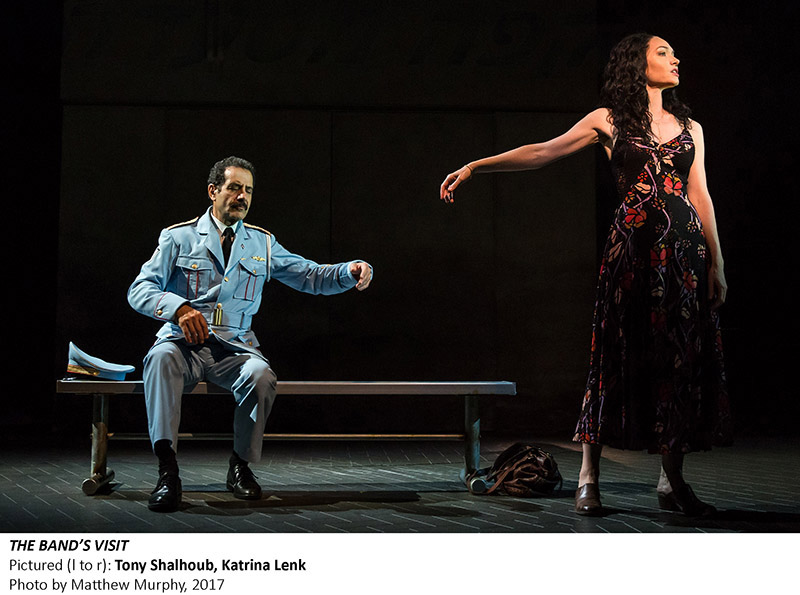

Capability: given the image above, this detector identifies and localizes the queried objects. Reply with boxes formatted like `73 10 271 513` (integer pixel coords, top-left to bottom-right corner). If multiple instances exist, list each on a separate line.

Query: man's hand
175 304 209 344
349 262 372 291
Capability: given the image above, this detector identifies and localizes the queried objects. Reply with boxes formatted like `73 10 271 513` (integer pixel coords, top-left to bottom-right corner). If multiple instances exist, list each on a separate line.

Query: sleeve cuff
154 293 189 321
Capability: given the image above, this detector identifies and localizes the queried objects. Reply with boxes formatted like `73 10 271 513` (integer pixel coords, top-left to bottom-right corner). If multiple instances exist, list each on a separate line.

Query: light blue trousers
142 337 277 463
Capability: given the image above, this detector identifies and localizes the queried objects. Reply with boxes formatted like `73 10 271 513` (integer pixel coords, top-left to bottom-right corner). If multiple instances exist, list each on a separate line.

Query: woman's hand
439 164 473 203
709 263 728 310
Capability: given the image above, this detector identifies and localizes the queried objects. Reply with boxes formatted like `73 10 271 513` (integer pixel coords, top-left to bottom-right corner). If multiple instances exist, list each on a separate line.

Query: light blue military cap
66 342 135 381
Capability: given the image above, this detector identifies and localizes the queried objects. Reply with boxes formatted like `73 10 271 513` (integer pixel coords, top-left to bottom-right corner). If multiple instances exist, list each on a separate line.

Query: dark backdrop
5 1 794 444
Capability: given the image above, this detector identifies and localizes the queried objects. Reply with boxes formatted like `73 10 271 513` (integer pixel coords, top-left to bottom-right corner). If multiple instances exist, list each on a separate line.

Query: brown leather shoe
658 484 716 517
575 483 602 516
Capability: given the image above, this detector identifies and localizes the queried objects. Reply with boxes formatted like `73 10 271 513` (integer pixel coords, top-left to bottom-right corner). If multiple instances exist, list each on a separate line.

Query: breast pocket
234 260 268 301
175 256 215 299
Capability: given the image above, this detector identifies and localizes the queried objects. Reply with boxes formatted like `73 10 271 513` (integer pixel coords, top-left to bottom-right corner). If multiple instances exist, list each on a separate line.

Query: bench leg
82 394 114 495
460 394 480 485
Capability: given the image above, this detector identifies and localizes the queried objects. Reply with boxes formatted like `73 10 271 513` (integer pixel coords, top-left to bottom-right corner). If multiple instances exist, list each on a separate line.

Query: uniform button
248 341 253 345
191 264 198 269
156 309 163 316
217 303 223 308
224 277 229 282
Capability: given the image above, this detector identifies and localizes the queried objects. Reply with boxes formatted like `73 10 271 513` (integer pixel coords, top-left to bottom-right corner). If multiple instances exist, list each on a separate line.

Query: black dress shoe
575 483 603 516
148 472 182 512
658 484 716 517
226 463 262 500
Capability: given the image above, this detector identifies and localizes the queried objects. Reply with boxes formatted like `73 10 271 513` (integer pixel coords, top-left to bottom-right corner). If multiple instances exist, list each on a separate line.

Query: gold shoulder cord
166 216 199 230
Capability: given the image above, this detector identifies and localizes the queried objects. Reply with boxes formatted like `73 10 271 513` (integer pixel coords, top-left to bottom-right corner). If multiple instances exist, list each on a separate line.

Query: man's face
209 166 254 225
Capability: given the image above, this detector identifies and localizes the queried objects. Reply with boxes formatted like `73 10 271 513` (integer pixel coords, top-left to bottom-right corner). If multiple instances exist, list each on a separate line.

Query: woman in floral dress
439 33 732 517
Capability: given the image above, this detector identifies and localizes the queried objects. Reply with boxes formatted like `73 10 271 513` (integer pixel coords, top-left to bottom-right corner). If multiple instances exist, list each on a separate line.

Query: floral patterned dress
573 129 732 453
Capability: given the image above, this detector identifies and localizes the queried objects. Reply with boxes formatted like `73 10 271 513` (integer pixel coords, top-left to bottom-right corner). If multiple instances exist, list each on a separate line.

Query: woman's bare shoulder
687 118 703 131
687 119 705 143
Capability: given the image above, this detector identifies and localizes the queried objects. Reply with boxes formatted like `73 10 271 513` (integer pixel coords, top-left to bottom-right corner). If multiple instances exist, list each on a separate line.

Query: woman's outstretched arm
440 108 613 203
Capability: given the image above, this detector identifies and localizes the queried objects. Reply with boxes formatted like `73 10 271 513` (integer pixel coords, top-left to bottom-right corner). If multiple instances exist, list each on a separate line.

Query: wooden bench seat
56 379 516 495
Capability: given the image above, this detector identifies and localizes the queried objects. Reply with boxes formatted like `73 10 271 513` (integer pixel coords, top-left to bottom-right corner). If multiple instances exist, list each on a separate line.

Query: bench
55 379 517 495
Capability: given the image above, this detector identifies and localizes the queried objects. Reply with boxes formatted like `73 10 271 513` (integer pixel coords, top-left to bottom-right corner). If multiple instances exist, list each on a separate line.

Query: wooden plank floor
1 436 798 533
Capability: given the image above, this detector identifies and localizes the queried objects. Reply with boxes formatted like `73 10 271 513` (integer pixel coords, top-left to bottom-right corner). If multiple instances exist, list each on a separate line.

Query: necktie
221 227 234 264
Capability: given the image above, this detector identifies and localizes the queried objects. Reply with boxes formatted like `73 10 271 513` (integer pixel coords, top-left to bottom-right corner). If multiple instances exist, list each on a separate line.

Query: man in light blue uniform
128 156 372 512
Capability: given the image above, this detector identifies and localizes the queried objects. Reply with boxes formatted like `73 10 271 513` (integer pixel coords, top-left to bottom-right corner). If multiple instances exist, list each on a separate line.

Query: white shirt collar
209 210 241 235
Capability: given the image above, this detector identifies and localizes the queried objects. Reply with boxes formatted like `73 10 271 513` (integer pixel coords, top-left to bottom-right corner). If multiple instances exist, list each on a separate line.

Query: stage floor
2 435 798 533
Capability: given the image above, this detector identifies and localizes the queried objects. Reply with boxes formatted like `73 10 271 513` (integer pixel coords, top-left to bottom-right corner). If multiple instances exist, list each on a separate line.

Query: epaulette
244 222 272 236
167 216 199 230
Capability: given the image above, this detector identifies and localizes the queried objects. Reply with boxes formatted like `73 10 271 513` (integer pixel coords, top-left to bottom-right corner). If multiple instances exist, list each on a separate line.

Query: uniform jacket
128 207 363 353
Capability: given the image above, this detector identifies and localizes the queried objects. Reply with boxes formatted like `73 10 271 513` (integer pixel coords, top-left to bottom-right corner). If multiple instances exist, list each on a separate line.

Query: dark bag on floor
468 442 563 497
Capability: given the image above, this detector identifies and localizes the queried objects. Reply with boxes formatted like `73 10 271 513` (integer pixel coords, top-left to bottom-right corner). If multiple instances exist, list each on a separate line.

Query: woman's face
644 36 680 89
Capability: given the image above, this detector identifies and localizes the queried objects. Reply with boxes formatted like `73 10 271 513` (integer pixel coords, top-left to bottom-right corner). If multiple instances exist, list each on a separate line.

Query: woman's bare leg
578 442 602 486
659 453 715 516
661 452 687 492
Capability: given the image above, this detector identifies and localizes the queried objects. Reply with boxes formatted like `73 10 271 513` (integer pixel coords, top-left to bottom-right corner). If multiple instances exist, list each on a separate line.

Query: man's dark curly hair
599 33 692 141
207 156 256 188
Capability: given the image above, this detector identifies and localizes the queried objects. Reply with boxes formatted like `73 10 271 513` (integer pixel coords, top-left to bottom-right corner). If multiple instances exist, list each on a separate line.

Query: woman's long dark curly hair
599 33 692 141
